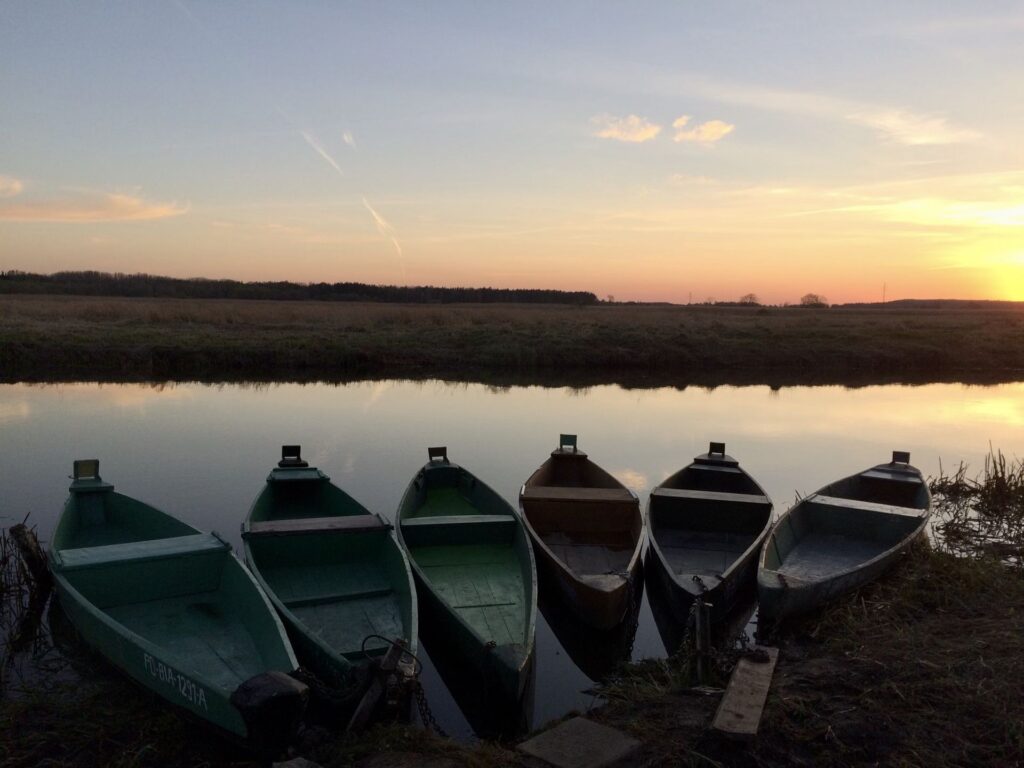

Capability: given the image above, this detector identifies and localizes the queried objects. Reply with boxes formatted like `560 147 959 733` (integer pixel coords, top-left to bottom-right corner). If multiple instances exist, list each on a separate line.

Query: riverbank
3 456 1022 767
2 295 1024 385
5 543 1018 767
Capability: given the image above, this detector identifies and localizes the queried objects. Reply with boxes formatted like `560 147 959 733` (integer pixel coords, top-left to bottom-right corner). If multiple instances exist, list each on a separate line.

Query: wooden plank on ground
712 646 779 739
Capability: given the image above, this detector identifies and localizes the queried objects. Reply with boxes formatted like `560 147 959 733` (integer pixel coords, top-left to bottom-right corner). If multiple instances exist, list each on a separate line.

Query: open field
2 294 1024 385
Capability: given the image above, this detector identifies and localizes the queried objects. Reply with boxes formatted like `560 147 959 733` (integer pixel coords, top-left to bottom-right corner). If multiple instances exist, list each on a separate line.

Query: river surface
1 379 1021 739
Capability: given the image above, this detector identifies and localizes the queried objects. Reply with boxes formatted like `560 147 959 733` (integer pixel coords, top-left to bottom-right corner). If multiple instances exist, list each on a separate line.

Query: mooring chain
357 634 448 739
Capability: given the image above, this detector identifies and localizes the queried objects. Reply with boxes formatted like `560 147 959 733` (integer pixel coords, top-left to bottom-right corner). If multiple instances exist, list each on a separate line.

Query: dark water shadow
645 556 759 657
415 625 536 741
537 573 643 684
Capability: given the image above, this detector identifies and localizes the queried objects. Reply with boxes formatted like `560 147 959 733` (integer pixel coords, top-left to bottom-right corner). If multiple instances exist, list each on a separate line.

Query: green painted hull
396 455 537 718
243 462 418 692
758 456 931 620
50 472 303 744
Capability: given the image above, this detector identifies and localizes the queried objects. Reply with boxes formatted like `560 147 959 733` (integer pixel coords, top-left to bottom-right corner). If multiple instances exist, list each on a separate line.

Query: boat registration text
143 653 208 710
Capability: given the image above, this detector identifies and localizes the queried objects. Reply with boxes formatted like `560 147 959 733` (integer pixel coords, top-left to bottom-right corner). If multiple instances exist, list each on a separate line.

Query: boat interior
401 455 532 648
649 463 772 579
246 524 413 661
762 489 927 580
55 488 292 689
522 450 642 578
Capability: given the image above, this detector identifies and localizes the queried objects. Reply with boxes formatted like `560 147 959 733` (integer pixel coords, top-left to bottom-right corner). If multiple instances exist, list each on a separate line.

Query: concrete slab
517 717 641 768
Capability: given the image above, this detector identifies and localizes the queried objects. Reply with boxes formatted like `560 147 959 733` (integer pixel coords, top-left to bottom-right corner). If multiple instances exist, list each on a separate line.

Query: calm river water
2 379 1021 739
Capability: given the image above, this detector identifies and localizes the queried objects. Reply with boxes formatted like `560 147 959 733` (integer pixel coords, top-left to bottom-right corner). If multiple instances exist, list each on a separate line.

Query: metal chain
411 678 448 738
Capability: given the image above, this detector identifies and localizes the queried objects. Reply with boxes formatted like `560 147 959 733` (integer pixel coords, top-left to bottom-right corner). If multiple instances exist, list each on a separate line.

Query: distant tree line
0 271 598 305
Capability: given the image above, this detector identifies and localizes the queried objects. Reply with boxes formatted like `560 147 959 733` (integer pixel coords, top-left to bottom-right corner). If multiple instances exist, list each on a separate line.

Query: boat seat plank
284 586 394 608
246 514 386 536
689 464 743 475
861 469 922 484
522 486 634 503
402 514 516 527
268 468 326 483
57 533 226 570
651 488 770 505
812 494 924 518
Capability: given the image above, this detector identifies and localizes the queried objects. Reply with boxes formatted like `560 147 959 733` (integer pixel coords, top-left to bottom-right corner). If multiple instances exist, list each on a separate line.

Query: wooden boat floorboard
289 596 403 658
106 591 264 689
418 487 479 517
658 530 759 575
777 532 895 581
413 543 526 647
543 536 633 575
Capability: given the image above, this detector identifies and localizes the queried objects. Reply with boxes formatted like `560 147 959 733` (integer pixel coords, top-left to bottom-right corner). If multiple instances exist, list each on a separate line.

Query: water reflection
417 622 535 740
538 576 642 683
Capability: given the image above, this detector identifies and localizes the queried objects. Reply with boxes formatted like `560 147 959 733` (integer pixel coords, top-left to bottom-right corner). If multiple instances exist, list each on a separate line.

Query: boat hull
243 459 419 698
530 531 640 630
396 453 537 736
757 457 931 621
519 445 645 631
50 471 305 750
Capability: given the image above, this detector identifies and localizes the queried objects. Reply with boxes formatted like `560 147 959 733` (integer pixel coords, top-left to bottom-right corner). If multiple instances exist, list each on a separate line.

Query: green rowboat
758 451 931 620
242 446 418 693
396 447 537 717
49 460 307 751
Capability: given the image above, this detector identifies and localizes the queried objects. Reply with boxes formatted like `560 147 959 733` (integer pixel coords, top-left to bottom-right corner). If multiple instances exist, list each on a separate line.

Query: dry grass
3 294 1024 385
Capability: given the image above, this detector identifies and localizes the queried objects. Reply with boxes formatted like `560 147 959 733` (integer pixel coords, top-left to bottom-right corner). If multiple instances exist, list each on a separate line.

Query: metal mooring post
695 600 712 684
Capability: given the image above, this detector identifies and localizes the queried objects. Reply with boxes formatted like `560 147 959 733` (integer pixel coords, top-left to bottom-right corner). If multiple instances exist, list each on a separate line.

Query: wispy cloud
568 68 983 147
590 114 662 143
342 131 356 149
300 131 344 176
672 116 735 144
0 191 187 222
362 197 404 259
0 175 23 198
846 109 982 146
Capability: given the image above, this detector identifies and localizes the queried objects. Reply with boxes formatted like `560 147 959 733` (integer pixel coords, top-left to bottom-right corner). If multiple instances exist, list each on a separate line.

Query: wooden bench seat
651 488 770 505
245 514 387 537
521 486 635 503
811 494 926 518
401 514 516 527
861 469 922 484
56 533 227 571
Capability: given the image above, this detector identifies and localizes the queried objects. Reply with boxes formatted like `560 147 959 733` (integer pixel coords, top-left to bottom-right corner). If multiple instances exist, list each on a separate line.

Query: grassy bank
2 295 1024 385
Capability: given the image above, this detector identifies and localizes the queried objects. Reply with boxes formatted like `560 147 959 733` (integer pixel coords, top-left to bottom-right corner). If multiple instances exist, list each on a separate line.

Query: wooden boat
396 447 536 714
758 451 931 620
646 442 772 625
242 446 418 694
519 435 644 630
49 460 307 751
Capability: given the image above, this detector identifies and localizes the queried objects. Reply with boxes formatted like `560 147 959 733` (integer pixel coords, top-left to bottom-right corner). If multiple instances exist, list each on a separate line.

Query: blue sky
2 2 1023 301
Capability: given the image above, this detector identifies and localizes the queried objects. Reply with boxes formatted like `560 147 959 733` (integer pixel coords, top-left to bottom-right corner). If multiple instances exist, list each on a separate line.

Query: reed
931 449 1024 565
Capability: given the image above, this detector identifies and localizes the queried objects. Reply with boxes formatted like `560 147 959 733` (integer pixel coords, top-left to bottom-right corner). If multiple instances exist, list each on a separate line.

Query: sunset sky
2 2 1023 303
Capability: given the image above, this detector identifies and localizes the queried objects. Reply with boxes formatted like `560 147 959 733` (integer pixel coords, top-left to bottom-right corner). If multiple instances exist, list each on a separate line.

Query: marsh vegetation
3 295 1024 385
